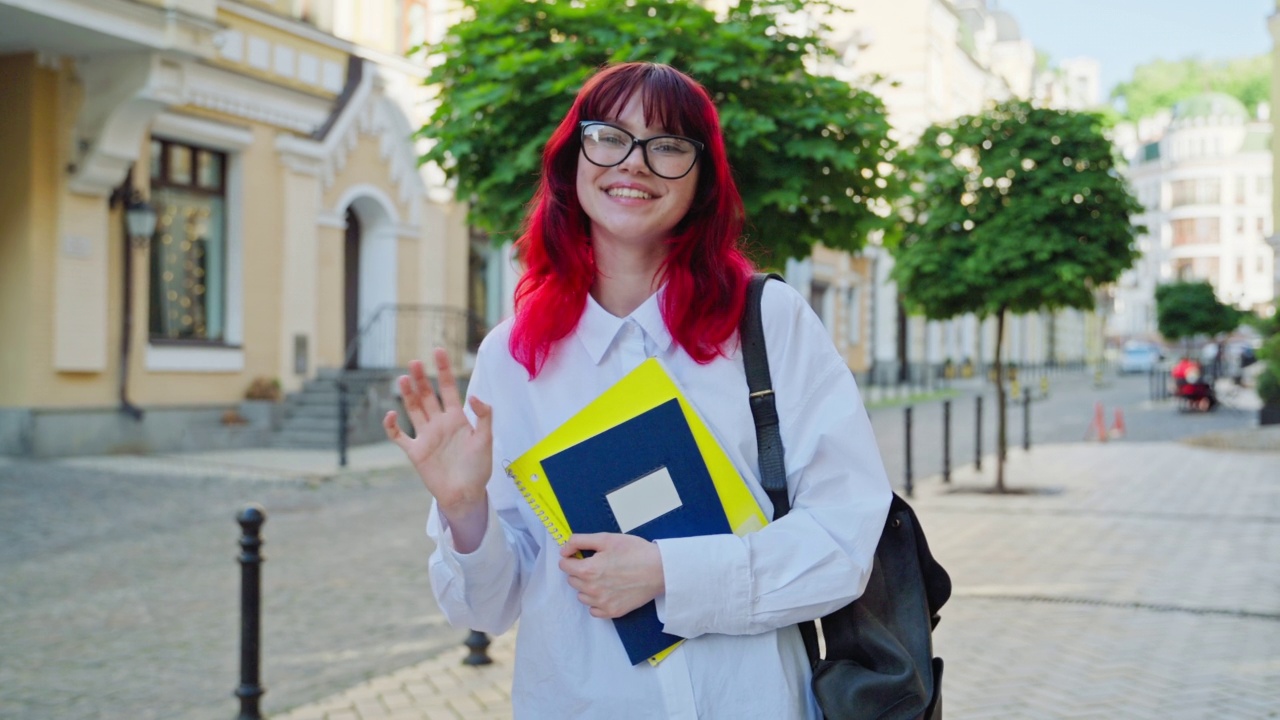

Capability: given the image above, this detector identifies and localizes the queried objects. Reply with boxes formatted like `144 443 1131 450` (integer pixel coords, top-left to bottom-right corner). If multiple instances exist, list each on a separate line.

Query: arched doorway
339 189 399 369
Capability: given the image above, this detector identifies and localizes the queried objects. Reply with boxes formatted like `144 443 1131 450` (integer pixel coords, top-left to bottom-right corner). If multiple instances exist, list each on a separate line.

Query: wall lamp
110 187 158 249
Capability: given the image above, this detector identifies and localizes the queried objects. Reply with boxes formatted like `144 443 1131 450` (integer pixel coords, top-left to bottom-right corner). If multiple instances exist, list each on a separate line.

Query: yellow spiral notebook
503 357 768 666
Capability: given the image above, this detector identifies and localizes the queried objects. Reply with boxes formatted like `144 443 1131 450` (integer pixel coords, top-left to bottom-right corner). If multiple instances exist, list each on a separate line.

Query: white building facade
1118 93 1275 339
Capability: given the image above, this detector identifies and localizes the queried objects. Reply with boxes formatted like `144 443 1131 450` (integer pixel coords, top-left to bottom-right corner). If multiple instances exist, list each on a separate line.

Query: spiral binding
504 460 568 545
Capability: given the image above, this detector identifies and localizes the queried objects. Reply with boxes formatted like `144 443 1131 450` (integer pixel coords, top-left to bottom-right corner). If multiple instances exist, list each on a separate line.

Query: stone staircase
273 368 402 449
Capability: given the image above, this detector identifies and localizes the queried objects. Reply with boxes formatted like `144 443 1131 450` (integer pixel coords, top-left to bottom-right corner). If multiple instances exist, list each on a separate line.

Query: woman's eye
652 141 691 155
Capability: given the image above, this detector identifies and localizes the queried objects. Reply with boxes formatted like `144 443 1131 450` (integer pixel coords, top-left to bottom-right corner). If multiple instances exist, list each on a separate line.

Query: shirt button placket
621 319 647 373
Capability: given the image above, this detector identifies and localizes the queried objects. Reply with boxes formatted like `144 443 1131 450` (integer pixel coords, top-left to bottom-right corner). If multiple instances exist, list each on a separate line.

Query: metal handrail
336 304 487 465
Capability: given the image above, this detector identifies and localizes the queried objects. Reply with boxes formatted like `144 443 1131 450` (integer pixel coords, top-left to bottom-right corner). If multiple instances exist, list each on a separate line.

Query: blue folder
541 397 733 665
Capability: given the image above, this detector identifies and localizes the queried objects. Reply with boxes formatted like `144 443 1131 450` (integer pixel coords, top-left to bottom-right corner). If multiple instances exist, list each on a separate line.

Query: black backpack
741 273 951 720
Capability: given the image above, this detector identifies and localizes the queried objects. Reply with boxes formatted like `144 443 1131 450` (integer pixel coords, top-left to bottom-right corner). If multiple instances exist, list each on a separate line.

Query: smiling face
576 93 700 255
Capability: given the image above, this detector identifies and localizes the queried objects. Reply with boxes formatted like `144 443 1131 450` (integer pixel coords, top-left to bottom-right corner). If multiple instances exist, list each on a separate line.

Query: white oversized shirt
427 281 891 719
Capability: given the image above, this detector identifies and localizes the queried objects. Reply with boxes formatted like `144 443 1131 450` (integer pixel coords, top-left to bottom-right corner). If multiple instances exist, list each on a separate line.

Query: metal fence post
975 396 983 471
236 505 266 720
1023 392 1032 452
338 376 349 468
904 406 914 498
942 399 951 484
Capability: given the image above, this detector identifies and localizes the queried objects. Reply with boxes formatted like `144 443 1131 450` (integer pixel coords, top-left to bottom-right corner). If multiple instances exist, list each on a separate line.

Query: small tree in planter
1256 335 1280 425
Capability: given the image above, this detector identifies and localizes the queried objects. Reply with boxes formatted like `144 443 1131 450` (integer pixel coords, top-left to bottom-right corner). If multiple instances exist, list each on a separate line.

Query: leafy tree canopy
414 0 897 262
1154 280 1243 342
891 100 1143 322
1110 55 1269 121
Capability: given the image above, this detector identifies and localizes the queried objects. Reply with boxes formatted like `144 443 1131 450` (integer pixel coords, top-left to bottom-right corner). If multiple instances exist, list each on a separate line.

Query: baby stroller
1171 359 1217 412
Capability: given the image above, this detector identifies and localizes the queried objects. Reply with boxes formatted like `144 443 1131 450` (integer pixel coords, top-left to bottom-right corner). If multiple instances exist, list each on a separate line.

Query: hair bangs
579 64 706 141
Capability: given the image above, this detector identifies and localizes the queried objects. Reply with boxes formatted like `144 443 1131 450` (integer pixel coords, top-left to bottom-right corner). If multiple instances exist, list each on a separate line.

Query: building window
1170 217 1220 246
809 279 831 329
467 231 490 353
845 286 860 346
149 138 228 343
1170 178 1220 207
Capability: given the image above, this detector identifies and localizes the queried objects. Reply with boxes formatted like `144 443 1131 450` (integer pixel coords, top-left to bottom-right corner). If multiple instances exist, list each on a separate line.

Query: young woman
385 62 891 718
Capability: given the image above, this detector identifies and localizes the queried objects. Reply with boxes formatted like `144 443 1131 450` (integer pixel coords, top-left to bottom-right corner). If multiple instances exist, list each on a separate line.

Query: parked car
1119 343 1161 374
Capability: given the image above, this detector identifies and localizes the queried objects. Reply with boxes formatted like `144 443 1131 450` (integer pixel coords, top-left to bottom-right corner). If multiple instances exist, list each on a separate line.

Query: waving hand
384 348 492 551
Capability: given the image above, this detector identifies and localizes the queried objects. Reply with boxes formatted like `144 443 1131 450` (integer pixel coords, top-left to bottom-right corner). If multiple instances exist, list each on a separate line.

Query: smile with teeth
606 187 653 200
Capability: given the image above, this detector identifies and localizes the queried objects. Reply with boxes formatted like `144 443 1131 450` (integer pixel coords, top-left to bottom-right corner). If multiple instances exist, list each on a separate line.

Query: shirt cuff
654 533 751 638
429 498 507 583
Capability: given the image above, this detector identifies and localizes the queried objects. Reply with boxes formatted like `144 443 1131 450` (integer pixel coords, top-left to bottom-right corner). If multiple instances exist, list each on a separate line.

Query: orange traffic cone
1110 408 1126 439
1088 401 1107 443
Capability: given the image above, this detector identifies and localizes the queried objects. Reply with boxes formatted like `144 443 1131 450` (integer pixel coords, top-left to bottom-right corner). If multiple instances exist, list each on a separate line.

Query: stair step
281 416 342 432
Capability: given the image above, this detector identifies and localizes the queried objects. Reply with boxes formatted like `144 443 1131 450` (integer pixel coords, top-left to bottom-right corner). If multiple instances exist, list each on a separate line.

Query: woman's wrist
439 496 490 554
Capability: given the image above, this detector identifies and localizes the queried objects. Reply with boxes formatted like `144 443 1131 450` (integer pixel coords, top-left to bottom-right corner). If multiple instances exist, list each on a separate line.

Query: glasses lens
581 124 633 167
645 136 698 178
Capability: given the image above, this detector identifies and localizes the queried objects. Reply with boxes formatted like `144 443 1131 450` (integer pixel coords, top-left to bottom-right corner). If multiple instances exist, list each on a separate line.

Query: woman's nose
617 143 650 173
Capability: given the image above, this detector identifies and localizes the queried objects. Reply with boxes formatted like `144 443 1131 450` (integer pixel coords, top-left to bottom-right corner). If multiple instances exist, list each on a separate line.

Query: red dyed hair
510 62 754 377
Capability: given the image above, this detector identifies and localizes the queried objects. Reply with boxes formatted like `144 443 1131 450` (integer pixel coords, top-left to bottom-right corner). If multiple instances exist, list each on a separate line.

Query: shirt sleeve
425 332 540 635
656 281 892 638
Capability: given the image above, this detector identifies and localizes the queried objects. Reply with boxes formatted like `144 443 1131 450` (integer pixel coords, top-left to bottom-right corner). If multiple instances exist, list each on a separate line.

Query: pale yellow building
0 0 469 456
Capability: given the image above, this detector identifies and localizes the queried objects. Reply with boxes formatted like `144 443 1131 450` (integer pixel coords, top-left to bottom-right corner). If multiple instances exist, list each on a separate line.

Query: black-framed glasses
578 121 704 180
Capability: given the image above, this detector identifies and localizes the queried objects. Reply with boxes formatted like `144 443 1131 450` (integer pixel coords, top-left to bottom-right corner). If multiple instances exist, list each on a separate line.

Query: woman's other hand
559 533 665 619
384 348 492 551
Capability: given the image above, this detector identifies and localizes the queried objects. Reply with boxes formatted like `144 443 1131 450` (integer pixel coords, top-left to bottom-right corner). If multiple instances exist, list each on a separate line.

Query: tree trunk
995 308 1007 493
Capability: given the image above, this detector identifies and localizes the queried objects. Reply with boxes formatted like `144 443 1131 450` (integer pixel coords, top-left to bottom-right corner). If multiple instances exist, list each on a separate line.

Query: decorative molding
69 53 186 196
183 61 331 134
152 112 254 151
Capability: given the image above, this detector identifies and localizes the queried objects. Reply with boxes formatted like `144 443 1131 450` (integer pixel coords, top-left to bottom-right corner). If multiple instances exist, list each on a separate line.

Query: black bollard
904 406 914 498
942 399 951 484
236 505 266 720
1023 392 1031 452
975 396 983 471
462 630 493 666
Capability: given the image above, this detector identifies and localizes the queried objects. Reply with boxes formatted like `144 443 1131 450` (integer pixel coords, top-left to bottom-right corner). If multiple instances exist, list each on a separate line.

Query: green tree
892 100 1142 492
1110 55 1270 121
1154 281 1243 353
414 0 897 263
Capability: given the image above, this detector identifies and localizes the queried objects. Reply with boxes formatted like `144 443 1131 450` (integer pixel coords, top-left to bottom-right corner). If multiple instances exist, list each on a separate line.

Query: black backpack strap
742 273 789 517
740 272 820 665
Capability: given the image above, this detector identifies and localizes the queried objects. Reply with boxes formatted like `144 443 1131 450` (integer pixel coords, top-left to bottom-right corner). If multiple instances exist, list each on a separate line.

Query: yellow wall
317 224 345 368
0 55 35 406
2 57 122 409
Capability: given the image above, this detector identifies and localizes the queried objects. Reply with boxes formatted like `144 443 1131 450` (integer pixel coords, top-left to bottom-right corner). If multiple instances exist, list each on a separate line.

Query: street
0 369 1271 719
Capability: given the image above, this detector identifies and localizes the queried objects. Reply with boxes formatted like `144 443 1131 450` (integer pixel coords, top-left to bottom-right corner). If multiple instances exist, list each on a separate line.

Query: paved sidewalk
47 440 407 484
263 438 1279 720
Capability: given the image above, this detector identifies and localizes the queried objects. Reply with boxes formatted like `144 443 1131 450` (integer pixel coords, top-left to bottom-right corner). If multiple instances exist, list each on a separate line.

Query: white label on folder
607 466 682 533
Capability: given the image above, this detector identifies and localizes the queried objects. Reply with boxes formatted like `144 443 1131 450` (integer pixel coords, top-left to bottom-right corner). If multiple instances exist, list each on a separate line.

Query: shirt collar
576 285 674 365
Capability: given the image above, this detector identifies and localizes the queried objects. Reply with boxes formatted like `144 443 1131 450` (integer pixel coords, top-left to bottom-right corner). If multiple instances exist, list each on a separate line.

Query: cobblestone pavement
270 441 1280 720
0 457 460 720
